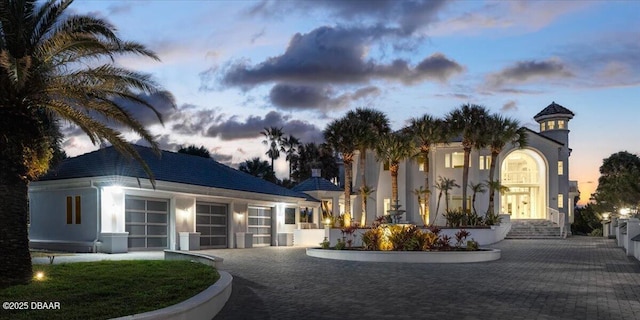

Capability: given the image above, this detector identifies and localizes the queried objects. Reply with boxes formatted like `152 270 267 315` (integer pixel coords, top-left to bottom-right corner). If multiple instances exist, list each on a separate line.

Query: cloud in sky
215 26 464 89
248 0 446 35
205 110 323 143
485 58 573 89
268 84 380 112
501 100 518 112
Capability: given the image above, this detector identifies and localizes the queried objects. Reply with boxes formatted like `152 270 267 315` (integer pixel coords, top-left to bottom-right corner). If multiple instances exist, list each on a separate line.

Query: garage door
125 196 169 250
196 202 228 248
248 207 272 246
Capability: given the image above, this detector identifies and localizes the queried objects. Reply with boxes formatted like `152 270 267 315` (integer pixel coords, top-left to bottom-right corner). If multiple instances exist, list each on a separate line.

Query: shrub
589 228 603 237
435 234 452 250
335 238 346 250
420 232 439 250
444 210 465 227
454 229 471 248
387 225 422 251
320 237 330 249
484 212 502 226
466 239 479 251
361 228 381 251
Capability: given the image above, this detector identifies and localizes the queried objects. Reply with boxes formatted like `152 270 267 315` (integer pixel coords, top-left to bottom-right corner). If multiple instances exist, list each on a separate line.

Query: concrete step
507 219 564 239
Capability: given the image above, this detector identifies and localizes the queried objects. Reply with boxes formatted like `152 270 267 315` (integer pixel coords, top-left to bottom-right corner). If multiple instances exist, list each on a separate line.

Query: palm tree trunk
359 151 366 225
434 192 443 226
445 190 450 212
488 151 499 215
423 150 430 226
391 165 399 204
462 148 471 212
343 159 352 227
472 193 477 214
0 181 33 287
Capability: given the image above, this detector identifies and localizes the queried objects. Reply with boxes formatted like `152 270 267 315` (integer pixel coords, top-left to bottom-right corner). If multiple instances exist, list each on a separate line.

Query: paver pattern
210 237 640 320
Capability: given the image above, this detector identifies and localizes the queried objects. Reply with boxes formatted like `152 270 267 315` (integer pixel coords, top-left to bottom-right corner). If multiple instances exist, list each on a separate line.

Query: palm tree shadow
214 275 270 319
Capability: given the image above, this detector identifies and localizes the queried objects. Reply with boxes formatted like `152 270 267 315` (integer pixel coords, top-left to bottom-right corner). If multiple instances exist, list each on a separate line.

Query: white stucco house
28 145 323 253
346 102 580 232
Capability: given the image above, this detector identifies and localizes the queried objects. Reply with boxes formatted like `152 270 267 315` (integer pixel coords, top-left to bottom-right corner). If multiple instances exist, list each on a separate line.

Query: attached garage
248 207 272 246
196 202 228 248
125 196 169 250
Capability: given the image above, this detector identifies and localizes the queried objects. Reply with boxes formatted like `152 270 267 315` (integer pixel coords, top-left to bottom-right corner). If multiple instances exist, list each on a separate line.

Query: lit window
383 198 391 213
540 122 546 131
548 120 555 130
452 152 465 168
418 156 426 172
558 161 563 175
479 156 491 170
383 161 389 171
445 154 451 168
558 194 564 208
557 120 565 129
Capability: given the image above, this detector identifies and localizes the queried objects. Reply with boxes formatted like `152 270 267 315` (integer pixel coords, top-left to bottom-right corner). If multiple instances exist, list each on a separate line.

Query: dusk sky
63 1 640 205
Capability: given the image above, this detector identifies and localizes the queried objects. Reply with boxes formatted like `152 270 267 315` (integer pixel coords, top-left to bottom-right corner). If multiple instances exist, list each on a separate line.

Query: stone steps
506 219 564 239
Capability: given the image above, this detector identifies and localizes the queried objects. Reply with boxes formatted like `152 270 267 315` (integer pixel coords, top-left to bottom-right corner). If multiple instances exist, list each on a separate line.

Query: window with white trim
547 120 555 130
445 152 466 168
558 161 563 175
558 194 564 208
479 156 491 170
540 122 546 131
418 156 426 172
557 120 565 129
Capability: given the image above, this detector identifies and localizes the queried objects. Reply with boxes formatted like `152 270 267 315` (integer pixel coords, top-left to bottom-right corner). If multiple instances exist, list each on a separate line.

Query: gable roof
39 145 310 200
534 101 575 120
292 177 343 192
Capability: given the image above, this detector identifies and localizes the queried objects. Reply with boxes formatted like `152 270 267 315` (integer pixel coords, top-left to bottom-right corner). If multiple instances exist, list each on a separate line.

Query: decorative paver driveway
208 237 640 320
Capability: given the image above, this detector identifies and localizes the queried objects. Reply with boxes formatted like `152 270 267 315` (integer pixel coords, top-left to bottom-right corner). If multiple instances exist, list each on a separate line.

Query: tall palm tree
0 0 174 287
446 104 490 213
239 157 277 183
375 131 414 218
412 186 430 225
359 185 375 226
261 126 283 173
348 108 390 225
324 118 357 227
486 114 527 215
407 115 451 224
469 181 487 215
434 176 460 225
280 135 300 180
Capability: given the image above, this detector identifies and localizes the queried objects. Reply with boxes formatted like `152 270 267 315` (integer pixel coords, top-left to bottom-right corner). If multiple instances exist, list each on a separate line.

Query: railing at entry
548 207 565 237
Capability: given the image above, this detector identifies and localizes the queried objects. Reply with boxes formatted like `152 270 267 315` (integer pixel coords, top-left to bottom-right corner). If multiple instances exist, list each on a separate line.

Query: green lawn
0 260 219 320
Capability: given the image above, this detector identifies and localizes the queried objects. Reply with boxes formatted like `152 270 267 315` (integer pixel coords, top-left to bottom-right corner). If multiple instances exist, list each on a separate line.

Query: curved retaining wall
306 248 501 263
112 251 232 320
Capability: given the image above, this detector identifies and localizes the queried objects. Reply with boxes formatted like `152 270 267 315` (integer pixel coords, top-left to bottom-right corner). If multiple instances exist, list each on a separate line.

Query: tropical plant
334 238 346 250
239 157 277 183
375 131 414 217
434 176 460 225
324 118 358 226
412 186 431 225
261 126 283 173
359 185 375 226
0 0 174 287
361 228 381 251
486 114 527 215
348 108 390 225
444 209 466 227
446 104 490 213
407 115 451 226
485 179 510 216
320 237 330 249
468 181 487 215
454 229 471 248
280 134 300 180
177 145 211 158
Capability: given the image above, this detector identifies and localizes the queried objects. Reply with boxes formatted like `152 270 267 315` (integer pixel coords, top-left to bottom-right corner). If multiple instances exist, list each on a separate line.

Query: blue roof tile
40 145 311 200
